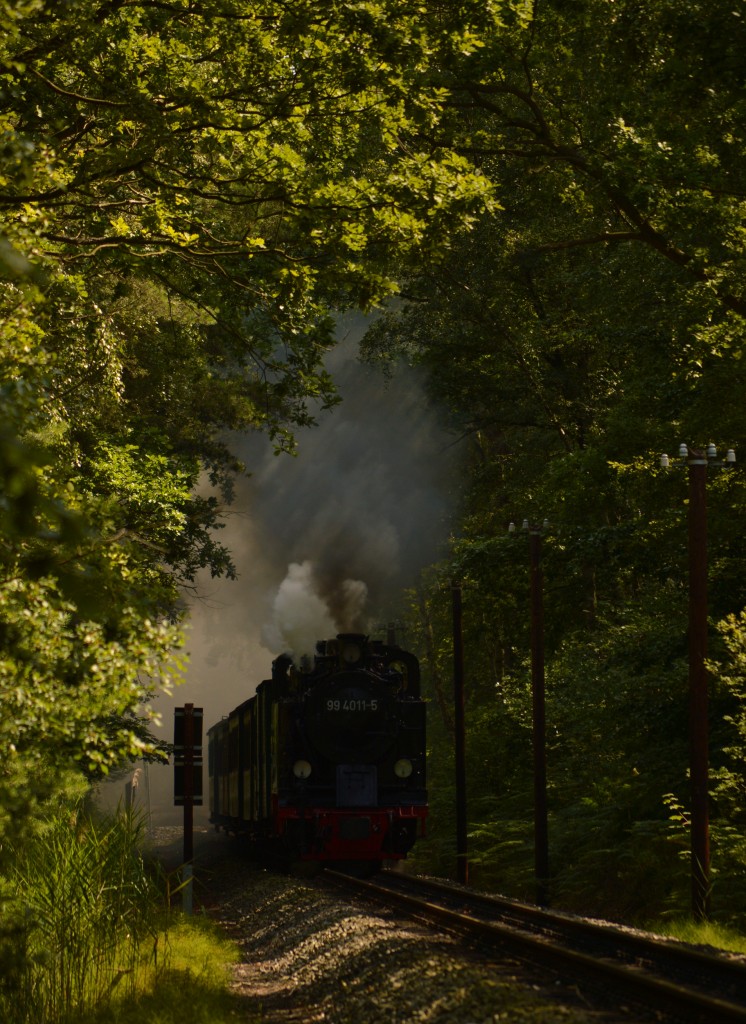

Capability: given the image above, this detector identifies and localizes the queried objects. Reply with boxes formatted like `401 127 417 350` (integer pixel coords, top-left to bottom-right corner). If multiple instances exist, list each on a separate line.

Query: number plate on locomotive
325 699 379 711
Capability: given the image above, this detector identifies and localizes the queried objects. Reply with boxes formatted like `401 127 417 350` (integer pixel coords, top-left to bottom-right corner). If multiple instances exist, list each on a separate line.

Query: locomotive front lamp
293 759 312 780
393 758 413 779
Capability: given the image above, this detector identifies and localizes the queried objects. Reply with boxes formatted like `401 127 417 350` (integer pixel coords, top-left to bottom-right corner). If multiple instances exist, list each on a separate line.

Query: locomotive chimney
336 633 367 667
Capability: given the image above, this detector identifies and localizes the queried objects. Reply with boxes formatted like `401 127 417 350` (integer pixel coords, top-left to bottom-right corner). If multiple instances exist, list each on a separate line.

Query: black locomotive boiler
207 633 427 869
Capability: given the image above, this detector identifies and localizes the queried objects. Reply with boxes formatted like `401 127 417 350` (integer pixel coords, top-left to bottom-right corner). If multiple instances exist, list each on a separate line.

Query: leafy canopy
0 0 507 843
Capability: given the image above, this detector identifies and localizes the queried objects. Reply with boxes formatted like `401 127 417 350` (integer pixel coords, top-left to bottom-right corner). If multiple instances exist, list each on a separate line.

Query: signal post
174 704 203 913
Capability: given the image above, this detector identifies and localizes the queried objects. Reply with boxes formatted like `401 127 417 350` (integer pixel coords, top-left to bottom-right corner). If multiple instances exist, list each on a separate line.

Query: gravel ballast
202 849 628 1024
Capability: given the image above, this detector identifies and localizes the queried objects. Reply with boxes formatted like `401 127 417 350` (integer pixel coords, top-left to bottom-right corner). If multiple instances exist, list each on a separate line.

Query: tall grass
1 804 164 1024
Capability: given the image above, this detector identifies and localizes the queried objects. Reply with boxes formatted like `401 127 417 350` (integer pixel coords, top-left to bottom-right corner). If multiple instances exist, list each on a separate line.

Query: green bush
1 805 164 1024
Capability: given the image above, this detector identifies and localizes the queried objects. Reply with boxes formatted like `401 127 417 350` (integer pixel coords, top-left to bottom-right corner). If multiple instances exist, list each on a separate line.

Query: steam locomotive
207 633 427 870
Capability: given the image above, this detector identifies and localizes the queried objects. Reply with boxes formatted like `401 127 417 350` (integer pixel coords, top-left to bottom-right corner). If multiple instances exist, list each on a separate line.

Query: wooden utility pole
529 527 549 906
452 581 469 885
687 452 710 920
660 442 736 918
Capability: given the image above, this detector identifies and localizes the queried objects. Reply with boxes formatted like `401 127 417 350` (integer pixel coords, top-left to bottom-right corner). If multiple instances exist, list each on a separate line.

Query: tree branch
30 65 128 108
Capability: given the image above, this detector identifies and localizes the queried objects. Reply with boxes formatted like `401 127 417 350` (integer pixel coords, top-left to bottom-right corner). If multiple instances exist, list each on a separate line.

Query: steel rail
324 870 746 1023
382 872 746 982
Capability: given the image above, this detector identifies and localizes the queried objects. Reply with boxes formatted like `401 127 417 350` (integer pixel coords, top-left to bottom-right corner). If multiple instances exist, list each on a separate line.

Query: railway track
323 869 746 1023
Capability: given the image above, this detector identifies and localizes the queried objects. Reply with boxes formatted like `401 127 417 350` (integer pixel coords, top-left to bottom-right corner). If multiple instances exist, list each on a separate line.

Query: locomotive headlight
293 759 313 780
393 758 413 779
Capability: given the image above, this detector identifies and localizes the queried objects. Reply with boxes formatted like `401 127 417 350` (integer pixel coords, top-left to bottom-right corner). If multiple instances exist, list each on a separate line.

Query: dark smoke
244 314 462 657
108 314 462 822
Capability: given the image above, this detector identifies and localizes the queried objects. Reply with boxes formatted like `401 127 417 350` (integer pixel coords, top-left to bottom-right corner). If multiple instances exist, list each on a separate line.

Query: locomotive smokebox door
337 764 377 807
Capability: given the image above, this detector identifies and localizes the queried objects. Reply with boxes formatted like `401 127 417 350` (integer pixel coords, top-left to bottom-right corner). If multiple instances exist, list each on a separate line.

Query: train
207 633 427 870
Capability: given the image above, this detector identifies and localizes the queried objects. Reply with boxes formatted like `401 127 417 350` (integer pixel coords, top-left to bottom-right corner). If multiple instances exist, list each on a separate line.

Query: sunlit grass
646 918 746 953
162 916 240 977
80 915 250 1024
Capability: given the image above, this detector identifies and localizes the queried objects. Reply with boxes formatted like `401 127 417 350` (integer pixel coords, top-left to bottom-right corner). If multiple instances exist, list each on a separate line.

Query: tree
432 0 746 318
363 0 746 918
1 0 505 851
1 0 494 445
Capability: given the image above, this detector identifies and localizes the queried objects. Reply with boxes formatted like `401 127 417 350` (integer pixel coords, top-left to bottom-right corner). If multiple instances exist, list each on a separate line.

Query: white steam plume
262 560 369 660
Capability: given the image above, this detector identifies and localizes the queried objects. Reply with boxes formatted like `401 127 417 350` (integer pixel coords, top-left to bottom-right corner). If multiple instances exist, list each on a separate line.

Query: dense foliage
0 1 507 1007
3 0 746 948
0 0 496 846
365 0 746 922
